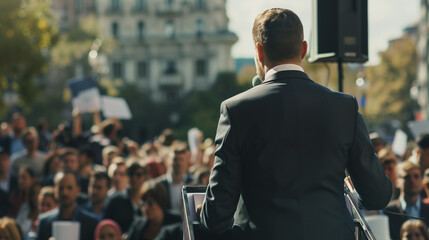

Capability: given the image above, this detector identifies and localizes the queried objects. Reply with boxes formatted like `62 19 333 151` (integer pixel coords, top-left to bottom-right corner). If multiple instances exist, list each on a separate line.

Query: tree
176 72 247 140
0 0 57 111
364 36 417 128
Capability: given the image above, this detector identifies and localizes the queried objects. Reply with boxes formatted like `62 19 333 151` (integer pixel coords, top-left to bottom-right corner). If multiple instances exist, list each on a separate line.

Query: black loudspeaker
309 0 368 63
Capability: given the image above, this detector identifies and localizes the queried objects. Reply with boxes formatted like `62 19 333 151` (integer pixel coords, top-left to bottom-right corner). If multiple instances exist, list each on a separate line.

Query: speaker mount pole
337 58 344 92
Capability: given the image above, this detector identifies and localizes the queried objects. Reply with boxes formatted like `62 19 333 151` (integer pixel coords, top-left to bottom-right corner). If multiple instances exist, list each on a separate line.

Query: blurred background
0 0 425 143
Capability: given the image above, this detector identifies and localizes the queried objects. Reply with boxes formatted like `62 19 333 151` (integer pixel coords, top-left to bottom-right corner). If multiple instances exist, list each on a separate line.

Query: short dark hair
91 171 111 189
252 8 304 62
19 165 36 179
126 161 148 176
101 119 116 137
79 147 94 160
418 134 429 150
60 148 78 161
172 141 189 155
54 170 80 186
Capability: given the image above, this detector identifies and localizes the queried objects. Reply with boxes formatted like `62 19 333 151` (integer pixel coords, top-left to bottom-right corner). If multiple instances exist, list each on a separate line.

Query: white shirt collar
264 64 304 82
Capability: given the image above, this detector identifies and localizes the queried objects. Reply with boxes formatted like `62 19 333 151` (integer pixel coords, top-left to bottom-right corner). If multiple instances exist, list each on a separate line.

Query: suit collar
262 70 312 84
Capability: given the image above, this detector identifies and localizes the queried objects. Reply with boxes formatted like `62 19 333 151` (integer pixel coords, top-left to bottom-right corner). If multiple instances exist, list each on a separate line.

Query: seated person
94 219 122 240
104 161 148 233
384 161 429 240
36 170 98 240
127 181 182 240
400 219 429 240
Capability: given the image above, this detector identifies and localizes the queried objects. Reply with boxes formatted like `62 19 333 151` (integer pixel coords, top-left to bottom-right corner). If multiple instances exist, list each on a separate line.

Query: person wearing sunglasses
104 161 148 233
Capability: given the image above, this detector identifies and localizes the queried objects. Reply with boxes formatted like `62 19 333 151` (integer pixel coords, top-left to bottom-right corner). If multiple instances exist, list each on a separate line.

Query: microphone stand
344 176 376 240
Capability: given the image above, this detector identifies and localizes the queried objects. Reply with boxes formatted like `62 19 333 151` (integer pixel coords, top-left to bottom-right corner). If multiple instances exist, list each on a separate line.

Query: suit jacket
201 70 392 240
126 211 182 240
36 206 98 240
383 199 429 240
103 191 142 233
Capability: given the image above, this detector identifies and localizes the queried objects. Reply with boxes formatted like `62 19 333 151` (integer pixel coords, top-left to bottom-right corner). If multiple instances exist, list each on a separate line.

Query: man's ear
256 42 264 64
301 41 308 60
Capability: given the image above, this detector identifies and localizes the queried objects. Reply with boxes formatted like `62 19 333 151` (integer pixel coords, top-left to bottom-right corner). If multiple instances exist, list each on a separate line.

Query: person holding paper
200 8 392 240
36 170 98 240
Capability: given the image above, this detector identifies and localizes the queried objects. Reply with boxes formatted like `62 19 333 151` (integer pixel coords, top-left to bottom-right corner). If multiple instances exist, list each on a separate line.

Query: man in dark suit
36 170 98 240
200 8 392 240
384 161 429 240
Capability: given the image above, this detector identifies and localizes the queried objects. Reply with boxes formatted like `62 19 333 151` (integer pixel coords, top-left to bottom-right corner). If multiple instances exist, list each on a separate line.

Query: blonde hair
0 217 22 240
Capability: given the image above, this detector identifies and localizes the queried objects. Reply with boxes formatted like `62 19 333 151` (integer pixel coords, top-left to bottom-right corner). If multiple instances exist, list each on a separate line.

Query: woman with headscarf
95 219 122 240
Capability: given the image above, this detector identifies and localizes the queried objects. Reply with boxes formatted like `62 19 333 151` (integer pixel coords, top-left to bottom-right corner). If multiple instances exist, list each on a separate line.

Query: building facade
416 0 429 120
96 0 238 102
52 0 96 31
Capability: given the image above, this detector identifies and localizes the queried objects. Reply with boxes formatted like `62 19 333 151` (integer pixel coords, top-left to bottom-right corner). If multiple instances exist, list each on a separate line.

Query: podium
182 185 206 240
183 183 377 240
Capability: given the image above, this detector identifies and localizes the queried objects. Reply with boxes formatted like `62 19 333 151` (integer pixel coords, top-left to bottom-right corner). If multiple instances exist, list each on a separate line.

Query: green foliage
176 71 246 140
365 36 418 128
0 0 58 111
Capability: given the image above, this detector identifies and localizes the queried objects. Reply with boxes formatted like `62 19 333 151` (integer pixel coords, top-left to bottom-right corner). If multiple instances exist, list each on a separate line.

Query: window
111 22 119 39
164 20 174 38
137 61 149 78
74 0 82 13
165 61 177 75
111 0 120 11
112 62 123 78
136 0 145 10
196 19 203 35
195 59 206 76
196 0 205 9
137 21 144 39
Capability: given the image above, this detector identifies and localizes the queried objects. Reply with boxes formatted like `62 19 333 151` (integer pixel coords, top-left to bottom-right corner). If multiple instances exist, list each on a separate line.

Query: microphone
252 75 262 87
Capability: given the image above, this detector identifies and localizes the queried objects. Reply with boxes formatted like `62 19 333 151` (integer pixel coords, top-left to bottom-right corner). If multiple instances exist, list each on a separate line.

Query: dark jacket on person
201 70 392 240
383 199 429 240
104 191 142 233
126 211 182 240
36 206 98 240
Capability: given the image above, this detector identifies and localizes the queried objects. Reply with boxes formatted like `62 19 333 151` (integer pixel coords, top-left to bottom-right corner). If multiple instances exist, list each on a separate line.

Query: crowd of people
2 109 429 240
371 132 429 240
0 112 214 240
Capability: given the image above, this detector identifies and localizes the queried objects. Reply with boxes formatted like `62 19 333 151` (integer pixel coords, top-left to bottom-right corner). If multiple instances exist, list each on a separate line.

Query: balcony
155 2 183 17
105 4 123 15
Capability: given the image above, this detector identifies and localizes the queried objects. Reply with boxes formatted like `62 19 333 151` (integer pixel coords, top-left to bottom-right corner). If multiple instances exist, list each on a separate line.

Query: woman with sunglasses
104 161 148 233
126 181 182 240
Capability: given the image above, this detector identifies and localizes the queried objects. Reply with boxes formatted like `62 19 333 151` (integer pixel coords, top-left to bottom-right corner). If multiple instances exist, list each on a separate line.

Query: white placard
188 128 201 163
72 88 101 113
101 96 132 120
68 77 101 113
365 215 390 240
408 120 429 139
392 129 408 156
53 221 80 240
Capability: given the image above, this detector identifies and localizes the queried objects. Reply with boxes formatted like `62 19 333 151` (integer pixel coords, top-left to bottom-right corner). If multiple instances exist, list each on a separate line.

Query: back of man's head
252 8 304 63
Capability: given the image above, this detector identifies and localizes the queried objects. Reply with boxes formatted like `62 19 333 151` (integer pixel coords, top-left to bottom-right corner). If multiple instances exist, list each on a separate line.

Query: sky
226 0 420 65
